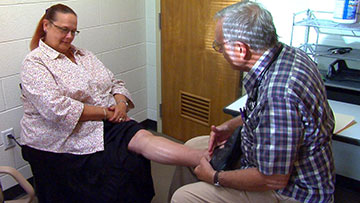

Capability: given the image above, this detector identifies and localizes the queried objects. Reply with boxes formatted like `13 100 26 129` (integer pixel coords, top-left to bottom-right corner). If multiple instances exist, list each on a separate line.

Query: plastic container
333 0 360 24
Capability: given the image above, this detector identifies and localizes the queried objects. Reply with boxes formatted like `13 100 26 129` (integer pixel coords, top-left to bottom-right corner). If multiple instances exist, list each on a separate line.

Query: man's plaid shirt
240 43 335 203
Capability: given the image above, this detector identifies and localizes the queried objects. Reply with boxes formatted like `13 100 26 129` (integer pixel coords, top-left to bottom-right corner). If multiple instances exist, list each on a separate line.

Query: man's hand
208 124 234 156
208 116 243 156
194 156 216 184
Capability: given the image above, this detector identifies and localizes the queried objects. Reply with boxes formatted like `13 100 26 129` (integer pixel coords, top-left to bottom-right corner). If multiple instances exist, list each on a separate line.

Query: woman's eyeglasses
49 21 80 36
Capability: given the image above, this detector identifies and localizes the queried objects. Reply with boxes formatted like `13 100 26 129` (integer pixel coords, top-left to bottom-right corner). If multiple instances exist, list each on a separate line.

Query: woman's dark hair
30 4 77 50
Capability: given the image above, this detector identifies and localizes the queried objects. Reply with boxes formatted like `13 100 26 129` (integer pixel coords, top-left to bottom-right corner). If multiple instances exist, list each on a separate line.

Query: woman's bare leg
128 130 205 167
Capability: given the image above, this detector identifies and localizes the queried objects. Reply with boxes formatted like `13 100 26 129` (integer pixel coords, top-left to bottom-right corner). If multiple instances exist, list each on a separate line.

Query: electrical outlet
1 128 15 150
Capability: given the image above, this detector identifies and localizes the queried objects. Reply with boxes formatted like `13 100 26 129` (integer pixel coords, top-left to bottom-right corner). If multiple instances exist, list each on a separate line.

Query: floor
151 161 176 203
151 131 179 203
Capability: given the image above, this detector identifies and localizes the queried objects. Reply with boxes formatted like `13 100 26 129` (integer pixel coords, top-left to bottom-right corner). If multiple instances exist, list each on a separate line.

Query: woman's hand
107 103 129 123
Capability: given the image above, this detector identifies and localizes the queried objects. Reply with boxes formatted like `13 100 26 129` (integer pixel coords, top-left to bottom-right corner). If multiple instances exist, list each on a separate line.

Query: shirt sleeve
21 58 84 134
254 97 303 175
104 67 134 109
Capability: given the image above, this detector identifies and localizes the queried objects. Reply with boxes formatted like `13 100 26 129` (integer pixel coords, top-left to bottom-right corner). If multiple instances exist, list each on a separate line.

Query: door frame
156 0 162 132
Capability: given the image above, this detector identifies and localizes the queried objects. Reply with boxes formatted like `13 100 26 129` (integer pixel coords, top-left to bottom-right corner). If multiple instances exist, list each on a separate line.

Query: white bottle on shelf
333 0 360 24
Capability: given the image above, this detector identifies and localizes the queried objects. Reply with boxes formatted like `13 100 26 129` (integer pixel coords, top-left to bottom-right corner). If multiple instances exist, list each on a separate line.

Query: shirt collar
38 39 84 60
243 43 282 94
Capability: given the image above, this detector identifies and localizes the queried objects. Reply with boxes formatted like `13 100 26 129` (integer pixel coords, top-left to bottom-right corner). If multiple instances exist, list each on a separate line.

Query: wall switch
1 128 15 150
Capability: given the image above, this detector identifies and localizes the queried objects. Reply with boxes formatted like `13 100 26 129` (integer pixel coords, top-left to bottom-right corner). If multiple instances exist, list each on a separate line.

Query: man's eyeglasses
49 21 80 36
212 40 225 52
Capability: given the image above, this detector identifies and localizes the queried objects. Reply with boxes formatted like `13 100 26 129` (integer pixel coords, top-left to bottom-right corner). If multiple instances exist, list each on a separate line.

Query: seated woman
20 4 204 203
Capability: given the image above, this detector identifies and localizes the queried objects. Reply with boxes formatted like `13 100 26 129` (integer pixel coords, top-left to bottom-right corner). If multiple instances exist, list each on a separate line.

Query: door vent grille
180 91 210 126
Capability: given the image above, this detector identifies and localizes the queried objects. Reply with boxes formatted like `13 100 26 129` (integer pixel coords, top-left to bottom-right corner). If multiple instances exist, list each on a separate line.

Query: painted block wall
0 0 156 190
146 0 157 121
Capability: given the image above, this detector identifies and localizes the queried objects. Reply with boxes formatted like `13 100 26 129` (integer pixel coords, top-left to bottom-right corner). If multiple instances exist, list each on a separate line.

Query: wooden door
161 0 242 142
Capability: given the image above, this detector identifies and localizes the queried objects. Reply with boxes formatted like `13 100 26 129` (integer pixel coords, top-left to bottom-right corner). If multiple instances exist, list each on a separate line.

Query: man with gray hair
169 1 335 203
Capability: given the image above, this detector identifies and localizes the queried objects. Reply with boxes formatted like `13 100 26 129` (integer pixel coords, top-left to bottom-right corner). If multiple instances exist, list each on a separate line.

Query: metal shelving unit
290 10 360 60
301 44 360 61
290 9 360 103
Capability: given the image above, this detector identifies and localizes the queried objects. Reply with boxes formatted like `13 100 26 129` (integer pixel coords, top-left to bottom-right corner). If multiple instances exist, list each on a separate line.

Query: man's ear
233 41 248 59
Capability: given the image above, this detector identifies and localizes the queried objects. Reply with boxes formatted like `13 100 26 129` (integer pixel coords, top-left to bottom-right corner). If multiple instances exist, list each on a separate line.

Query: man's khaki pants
168 136 300 203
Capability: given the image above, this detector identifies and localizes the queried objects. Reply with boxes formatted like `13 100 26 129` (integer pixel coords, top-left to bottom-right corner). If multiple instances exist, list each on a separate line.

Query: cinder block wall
0 0 157 190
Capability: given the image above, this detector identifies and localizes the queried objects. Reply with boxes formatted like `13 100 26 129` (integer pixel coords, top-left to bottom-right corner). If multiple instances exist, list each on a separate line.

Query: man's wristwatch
213 171 221 186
